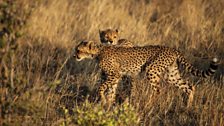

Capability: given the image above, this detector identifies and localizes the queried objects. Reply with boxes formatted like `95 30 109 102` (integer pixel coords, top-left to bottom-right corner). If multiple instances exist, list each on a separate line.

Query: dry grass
0 0 224 125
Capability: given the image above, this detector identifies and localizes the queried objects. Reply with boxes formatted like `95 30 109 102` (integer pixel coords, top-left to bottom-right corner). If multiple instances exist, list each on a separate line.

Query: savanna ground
0 0 224 125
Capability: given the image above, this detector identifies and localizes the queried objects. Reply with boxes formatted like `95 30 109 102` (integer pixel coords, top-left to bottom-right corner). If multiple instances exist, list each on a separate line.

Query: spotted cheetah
99 29 133 47
74 40 218 107
99 29 133 102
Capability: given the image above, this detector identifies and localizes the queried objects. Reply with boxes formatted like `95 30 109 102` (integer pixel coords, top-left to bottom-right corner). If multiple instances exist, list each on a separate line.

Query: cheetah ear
81 40 88 46
115 29 119 33
87 41 93 49
88 41 98 48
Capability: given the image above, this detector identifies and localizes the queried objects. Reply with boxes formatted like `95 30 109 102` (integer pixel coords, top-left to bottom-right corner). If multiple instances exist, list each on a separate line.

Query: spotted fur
99 29 133 47
74 40 218 107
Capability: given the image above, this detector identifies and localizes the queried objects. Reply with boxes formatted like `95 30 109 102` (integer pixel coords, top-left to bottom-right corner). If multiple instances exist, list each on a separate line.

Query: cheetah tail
178 56 218 78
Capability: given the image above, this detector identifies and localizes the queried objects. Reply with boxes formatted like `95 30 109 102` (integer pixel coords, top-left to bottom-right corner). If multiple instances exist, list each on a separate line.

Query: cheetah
99 29 134 102
99 29 133 47
74 40 218 107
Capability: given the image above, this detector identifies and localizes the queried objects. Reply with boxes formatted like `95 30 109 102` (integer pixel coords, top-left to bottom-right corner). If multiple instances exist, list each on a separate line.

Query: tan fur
75 40 218 107
99 29 133 47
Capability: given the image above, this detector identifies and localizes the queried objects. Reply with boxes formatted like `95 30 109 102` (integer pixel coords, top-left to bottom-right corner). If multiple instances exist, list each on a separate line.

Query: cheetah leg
120 76 134 105
145 64 163 95
144 53 176 99
128 76 135 104
98 74 121 107
165 61 195 107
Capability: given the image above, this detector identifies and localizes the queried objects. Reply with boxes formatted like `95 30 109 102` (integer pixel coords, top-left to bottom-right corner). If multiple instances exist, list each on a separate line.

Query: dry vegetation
0 0 224 125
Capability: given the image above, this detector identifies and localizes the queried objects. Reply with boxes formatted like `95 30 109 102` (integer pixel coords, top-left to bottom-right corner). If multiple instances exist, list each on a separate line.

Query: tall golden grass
1 0 224 125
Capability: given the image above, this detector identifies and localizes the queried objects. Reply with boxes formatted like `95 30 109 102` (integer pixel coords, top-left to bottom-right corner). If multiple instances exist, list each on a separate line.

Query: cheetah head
74 40 99 61
99 29 119 45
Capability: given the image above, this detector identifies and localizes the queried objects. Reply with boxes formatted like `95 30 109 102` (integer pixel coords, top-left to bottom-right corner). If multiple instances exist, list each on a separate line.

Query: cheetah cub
99 29 133 47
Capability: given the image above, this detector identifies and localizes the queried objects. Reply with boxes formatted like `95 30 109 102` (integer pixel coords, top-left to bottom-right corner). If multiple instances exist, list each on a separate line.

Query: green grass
0 0 224 125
